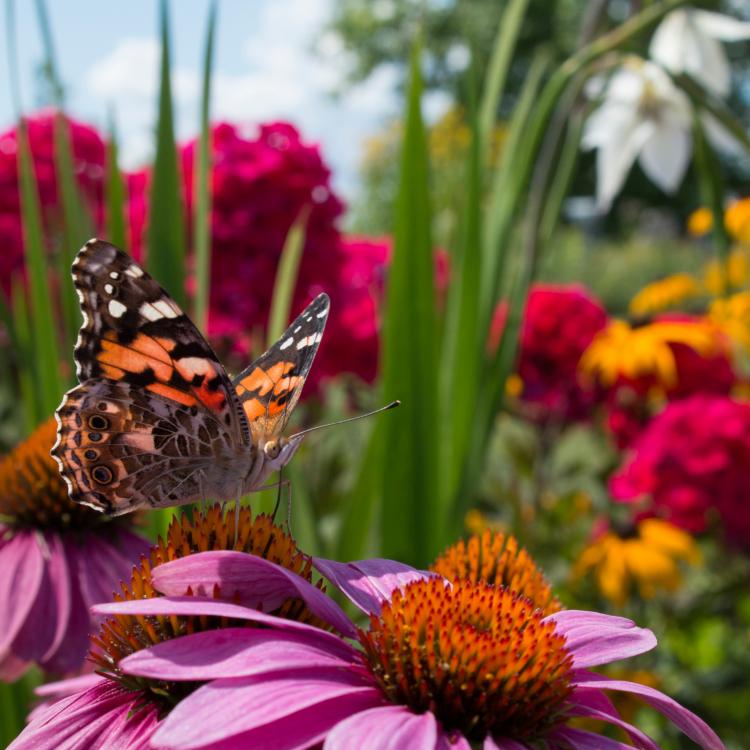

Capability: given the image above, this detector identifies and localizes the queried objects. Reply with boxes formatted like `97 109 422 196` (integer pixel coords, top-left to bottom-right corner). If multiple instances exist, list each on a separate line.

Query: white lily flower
582 58 692 211
650 8 750 98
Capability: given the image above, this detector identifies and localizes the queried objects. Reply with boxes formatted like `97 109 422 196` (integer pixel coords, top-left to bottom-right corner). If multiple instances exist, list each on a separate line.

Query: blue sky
0 0 448 198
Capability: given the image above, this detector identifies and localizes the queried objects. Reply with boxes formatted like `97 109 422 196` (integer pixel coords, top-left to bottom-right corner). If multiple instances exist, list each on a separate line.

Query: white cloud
83 0 401 194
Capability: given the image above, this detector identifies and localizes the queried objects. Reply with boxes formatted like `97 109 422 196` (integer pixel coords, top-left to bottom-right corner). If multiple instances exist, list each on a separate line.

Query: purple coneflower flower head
0 417 150 680
9 506 357 749
79 550 722 750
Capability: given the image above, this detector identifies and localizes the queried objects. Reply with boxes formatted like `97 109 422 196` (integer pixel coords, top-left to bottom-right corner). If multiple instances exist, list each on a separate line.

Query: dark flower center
359 578 573 743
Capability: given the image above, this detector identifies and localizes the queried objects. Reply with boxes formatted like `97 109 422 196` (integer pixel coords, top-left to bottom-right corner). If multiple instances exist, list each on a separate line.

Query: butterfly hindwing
53 239 250 513
232 293 329 442
54 380 233 514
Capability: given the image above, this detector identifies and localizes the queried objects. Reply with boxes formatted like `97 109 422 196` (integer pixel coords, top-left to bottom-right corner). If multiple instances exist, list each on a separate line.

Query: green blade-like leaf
105 117 127 249
480 50 549 317
193 0 217 332
379 45 440 566
478 0 530 162
693 112 730 291
147 0 186 304
53 113 93 346
16 119 64 420
32 0 64 106
334 421 384 562
9 277 37 431
266 206 309 347
539 109 583 248
439 101 482 508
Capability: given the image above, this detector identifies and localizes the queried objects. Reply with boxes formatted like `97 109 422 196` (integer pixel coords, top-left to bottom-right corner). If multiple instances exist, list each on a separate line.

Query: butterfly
52 238 328 515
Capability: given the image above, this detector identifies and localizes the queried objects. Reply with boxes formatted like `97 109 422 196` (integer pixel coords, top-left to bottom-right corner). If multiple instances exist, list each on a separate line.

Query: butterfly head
262 435 304 472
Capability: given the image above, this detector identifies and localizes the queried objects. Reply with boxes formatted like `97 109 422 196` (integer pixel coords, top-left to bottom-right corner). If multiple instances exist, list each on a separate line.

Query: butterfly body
53 239 327 515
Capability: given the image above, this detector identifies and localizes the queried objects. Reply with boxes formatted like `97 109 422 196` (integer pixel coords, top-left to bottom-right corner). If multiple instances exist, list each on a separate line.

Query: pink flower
0 418 150 680
0 110 106 291
15 550 723 749
611 394 750 544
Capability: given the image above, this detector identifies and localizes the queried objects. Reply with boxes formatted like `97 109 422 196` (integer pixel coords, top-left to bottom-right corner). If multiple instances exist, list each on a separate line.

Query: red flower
0 110 106 291
491 284 608 420
127 121 451 390
611 394 750 545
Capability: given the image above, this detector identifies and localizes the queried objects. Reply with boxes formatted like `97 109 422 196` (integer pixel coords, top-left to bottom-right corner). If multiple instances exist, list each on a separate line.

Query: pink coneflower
0 418 149 680
8 506 361 749
17 543 723 750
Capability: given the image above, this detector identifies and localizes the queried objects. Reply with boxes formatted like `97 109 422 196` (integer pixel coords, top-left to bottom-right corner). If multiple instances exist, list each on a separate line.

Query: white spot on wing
294 325 301 333
109 299 127 318
154 299 179 318
109 271 119 280
296 334 318 350
139 303 162 321
316 309 328 318
104 284 114 294
280 337 294 350
125 264 144 278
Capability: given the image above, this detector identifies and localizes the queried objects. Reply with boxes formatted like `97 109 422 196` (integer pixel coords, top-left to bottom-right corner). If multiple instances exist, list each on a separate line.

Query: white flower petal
581 101 637 150
693 9 750 42
650 10 689 73
596 121 655 210
701 111 746 156
687 30 732 97
639 124 691 193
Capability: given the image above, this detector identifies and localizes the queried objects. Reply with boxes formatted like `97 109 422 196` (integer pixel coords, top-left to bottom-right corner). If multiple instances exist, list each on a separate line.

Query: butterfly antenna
287 400 401 441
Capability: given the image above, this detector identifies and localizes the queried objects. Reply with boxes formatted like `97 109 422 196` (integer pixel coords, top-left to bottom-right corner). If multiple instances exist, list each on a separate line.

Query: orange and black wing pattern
232 293 329 443
52 239 247 514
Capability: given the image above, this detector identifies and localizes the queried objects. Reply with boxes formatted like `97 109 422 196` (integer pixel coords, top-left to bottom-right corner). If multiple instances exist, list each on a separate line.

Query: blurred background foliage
2 0 750 747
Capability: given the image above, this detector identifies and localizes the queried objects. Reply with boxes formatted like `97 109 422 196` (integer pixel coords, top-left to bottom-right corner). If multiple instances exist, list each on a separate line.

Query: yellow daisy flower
574 518 700 605
709 290 750 353
629 273 701 316
579 318 724 388
703 248 750 295
687 206 713 237
724 197 750 244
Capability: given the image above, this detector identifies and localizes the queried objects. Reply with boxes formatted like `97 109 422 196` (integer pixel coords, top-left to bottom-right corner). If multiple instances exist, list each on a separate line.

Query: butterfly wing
232 293 329 443
53 239 249 514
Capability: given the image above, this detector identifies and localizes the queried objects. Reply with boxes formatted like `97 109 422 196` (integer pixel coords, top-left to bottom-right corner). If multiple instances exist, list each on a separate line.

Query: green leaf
0 669 40 748
193 0 217 333
379 45 440 566
266 206 310 347
146 0 186 304
16 119 64 420
105 117 127 249
481 50 549 316
693 113 730 292
334 422 384 562
539 110 583 248
53 113 93 346
9 278 37 431
32 0 64 106
439 101 482 509
478 0 530 162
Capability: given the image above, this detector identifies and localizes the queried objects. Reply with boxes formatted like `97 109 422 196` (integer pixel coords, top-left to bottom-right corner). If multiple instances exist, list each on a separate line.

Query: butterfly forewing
232 292 329 443
53 239 250 514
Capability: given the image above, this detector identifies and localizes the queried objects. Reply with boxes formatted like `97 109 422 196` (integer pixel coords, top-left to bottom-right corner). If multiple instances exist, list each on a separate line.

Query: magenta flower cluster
611 394 750 545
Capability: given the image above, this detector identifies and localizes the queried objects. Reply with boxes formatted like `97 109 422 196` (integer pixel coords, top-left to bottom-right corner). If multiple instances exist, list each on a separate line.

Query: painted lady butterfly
52 238 328 515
